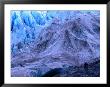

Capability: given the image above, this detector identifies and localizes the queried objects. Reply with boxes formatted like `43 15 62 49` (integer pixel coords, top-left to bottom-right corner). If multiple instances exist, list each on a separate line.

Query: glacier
11 10 100 77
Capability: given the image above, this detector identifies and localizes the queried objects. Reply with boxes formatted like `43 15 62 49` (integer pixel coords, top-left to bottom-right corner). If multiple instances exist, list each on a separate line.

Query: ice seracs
11 11 100 77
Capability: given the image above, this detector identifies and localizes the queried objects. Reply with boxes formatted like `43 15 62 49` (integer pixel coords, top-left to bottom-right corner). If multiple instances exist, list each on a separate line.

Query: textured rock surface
11 11 100 77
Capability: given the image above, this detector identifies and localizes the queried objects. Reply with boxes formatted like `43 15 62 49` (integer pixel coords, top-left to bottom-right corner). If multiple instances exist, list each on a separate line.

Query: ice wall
11 10 100 77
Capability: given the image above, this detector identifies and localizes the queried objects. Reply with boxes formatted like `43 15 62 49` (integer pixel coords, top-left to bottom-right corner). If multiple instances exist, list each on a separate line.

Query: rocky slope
11 11 100 77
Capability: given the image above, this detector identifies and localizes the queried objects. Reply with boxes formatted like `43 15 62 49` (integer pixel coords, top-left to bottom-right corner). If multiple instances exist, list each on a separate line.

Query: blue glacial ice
11 10 100 77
